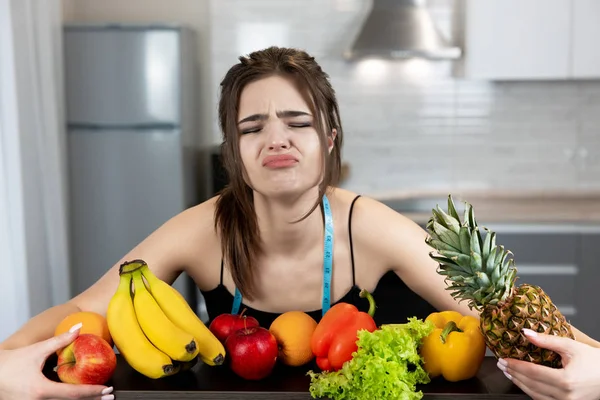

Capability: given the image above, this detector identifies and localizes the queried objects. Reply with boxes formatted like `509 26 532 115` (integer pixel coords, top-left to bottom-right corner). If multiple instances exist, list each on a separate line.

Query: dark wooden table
44 355 528 399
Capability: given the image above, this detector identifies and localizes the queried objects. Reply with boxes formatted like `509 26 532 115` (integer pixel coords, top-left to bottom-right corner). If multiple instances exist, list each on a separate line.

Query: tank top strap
219 258 224 285
348 195 361 287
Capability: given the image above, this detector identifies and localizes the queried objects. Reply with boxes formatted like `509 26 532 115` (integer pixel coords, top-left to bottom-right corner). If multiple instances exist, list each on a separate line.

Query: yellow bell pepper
420 311 486 382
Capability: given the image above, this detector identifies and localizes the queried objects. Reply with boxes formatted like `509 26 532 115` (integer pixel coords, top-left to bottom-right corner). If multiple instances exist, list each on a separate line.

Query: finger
522 329 579 359
501 357 563 387
508 372 555 400
502 363 564 399
42 381 113 400
35 323 82 357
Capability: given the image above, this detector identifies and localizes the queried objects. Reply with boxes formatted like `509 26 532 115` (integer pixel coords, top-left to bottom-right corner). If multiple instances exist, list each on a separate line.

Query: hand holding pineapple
498 328 600 400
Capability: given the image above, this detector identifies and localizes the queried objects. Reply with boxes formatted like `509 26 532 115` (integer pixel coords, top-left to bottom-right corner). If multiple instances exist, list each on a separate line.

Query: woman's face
237 75 330 198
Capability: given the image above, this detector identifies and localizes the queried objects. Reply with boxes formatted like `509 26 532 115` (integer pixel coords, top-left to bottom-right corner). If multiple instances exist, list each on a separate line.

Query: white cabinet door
464 0 571 80
571 0 600 78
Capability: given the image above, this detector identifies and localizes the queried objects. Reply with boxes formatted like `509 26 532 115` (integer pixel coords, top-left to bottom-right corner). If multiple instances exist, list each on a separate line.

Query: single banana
140 264 226 366
131 270 199 362
106 272 179 379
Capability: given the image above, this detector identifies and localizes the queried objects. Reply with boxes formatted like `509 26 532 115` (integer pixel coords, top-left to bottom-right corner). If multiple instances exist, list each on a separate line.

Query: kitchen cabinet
571 0 600 77
462 0 600 80
463 0 571 80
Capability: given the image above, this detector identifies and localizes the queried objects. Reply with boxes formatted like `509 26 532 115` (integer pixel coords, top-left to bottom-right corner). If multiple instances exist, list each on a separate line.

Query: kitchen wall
208 0 600 197
61 0 600 197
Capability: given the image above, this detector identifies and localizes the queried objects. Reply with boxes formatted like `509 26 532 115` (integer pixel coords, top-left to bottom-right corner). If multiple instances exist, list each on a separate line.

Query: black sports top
199 195 437 328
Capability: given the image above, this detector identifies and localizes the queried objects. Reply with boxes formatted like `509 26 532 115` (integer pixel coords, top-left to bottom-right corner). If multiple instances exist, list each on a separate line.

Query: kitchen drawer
490 232 579 265
421 224 580 266
575 234 600 340
512 272 577 319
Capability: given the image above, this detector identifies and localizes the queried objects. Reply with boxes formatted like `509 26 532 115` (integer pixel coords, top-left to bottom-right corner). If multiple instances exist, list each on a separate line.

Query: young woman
1 47 599 400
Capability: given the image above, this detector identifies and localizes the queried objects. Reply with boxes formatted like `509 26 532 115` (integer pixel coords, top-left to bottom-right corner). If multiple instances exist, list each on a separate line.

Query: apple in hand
225 326 278 380
54 334 117 385
209 309 259 344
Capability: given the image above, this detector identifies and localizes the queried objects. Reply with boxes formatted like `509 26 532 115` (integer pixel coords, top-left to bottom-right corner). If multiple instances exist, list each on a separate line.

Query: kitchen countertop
367 188 600 225
44 355 526 399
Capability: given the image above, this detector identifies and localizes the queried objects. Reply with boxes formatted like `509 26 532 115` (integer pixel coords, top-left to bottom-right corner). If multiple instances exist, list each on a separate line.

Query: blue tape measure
232 285 242 315
321 194 334 315
231 195 334 316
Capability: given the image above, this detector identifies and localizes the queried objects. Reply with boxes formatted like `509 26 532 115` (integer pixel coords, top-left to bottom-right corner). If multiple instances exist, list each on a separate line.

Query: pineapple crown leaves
425 195 517 311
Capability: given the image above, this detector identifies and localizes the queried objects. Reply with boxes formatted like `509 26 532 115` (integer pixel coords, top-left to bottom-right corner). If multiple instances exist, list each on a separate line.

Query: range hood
344 0 462 61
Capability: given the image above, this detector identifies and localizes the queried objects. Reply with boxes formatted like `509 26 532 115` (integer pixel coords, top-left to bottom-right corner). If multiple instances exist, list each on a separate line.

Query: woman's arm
0 202 213 350
0 303 82 350
571 325 600 348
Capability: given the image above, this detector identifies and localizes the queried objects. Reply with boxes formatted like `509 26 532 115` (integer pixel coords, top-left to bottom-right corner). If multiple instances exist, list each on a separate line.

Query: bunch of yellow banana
106 259 226 379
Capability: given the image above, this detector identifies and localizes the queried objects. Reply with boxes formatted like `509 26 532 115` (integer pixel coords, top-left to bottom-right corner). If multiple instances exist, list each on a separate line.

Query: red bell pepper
310 289 377 371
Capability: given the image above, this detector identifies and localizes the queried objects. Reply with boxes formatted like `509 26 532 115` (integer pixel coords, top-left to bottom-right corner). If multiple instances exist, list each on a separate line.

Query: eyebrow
237 110 312 125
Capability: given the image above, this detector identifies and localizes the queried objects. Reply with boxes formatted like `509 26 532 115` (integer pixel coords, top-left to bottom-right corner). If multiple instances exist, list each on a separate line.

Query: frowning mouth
262 154 299 169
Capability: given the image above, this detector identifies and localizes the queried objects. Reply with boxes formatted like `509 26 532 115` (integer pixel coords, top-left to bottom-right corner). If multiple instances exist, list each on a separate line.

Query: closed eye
240 122 311 134
289 123 312 128
240 127 262 134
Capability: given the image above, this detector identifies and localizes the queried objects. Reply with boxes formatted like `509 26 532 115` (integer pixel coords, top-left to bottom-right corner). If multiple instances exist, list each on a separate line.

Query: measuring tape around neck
321 194 334 315
231 195 334 316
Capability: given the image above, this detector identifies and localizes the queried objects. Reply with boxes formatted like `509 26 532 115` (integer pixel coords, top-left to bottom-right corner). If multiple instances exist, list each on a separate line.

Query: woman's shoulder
328 187 428 256
164 195 220 238
146 196 222 262
328 187 418 227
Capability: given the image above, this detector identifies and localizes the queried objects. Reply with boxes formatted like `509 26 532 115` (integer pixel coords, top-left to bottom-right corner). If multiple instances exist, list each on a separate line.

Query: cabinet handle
516 264 578 275
556 305 577 317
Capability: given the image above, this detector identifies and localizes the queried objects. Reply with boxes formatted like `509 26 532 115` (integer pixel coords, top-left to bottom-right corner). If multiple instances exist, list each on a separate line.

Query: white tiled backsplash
208 0 600 196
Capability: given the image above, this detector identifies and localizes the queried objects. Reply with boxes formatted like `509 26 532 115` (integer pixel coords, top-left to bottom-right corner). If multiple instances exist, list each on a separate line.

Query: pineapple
425 195 574 368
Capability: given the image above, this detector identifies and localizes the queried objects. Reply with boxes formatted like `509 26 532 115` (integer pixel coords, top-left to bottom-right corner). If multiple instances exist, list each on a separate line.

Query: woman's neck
253 188 326 257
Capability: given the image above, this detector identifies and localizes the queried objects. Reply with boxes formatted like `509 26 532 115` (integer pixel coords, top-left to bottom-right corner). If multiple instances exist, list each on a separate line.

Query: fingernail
503 371 513 381
497 361 506 372
498 358 508 367
101 387 113 395
101 395 114 400
68 322 83 333
523 328 537 337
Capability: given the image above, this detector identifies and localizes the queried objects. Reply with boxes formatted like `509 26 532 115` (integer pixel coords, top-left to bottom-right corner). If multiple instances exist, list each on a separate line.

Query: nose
268 140 289 151
265 123 290 151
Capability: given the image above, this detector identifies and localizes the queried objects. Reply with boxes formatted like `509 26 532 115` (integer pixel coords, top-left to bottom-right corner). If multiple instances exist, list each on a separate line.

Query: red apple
225 326 278 380
54 334 117 385
209 309 260 344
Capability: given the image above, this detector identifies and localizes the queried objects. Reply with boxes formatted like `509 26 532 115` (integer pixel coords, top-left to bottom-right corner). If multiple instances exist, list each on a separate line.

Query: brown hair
214 46 344 300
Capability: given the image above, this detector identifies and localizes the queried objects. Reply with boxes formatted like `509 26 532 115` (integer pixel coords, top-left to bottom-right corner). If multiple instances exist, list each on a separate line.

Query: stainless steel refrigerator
63 24 200 306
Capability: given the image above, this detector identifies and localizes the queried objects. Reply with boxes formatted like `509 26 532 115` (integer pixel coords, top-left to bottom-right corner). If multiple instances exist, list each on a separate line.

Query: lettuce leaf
307 317 435 400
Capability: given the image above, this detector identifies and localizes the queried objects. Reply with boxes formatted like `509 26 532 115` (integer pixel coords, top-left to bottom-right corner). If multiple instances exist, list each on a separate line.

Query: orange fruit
54 311 113 349
269 311 317 367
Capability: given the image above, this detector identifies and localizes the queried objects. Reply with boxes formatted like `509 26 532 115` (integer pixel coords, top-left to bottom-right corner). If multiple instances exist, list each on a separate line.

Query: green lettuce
307 317 435 400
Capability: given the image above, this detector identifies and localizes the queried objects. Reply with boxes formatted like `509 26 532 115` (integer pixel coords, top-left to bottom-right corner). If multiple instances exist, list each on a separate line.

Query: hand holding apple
0 326 113 399
225 326 278 380
55 333 117 385
209 309 259 344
